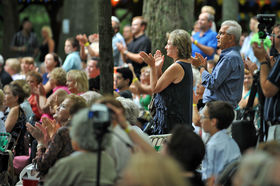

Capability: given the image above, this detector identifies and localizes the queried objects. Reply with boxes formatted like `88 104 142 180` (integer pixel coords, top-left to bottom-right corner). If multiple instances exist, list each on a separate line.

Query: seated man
200 101 240 183
115 67 133 99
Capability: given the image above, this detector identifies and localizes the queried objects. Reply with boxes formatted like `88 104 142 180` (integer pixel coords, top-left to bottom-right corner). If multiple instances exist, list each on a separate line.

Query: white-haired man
112 16 126 67
193 20 244 108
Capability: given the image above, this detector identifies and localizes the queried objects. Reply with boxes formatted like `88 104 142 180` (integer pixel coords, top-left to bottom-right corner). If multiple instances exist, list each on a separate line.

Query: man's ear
210 118 218 129
229 34 235 43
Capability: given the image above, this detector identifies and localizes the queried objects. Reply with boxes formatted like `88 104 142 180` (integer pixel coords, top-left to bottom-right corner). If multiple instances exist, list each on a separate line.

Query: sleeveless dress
4 107 27 155
39 42 49 62
152 61 193 134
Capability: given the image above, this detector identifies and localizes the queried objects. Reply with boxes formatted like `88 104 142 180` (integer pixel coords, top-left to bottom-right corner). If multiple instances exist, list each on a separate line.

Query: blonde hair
50 67 67 86
67 70 89 93
6 58 21 73
41 26 53 38
123 153 189 186
201 5 216 15
21 57 34 65
169 29 192 59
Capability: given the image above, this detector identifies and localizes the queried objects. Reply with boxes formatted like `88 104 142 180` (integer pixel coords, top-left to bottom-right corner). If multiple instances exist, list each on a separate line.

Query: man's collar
133 33 145 40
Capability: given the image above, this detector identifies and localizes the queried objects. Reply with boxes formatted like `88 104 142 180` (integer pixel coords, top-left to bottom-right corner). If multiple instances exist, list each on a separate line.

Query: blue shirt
202 46 244 108
112 32 126 67
202 129 240 180
264 56 280 122
192 29 217 60
62 51 82 72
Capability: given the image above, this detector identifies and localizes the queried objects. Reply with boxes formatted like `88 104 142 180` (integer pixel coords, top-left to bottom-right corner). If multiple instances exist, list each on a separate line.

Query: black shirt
89 75 100 92
127 34 151 77
119 90 132 99
0 69 13 87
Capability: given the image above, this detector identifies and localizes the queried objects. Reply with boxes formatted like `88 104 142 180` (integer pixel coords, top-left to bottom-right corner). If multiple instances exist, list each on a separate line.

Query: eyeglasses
217 31 231 36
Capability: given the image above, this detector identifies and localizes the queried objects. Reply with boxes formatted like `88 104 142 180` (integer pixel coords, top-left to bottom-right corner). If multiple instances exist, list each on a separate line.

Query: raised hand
116 43 126 53
26 122 44 143
89 33 99 42
35 123 51 147
140 51 155 67
154 50 164 70
244 57 258 74
191 52 207 68
42 117 59 138
76 34 88 46
252 41 269 62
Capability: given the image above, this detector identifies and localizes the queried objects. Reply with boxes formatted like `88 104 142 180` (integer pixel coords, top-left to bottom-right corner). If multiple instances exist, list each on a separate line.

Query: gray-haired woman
140 29 193 134
44 106 117 186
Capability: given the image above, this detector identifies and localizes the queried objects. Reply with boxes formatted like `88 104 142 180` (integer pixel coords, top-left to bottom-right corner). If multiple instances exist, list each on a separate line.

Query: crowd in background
0 4 280 186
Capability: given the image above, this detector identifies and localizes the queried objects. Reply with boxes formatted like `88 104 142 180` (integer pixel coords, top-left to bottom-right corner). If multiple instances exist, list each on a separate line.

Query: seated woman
26 94 87 177
11 80 35 121
44 106 117 186
26 71 44 121
49 67 70 94
236 69 259 122
3 83 28 155
42 53 60 94
20 57 36 79
237 69 258 109
66 70 89 95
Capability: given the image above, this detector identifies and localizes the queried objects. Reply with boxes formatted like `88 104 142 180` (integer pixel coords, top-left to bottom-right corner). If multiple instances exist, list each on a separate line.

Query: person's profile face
64 40 74 54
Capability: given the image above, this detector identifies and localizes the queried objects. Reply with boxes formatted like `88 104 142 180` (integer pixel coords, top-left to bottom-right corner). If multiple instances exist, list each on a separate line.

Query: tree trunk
143 0 194 69
98 0 113 95
2 0 19 59
57 0 98 59
222 0 239 21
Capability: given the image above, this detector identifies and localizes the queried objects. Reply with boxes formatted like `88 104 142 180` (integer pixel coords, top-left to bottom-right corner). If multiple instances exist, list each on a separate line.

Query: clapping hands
26 122 50 148
191 52 207 68
140 50 164 69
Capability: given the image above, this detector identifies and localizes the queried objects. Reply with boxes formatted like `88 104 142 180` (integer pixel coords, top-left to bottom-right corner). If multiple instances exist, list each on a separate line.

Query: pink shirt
53 86 71 94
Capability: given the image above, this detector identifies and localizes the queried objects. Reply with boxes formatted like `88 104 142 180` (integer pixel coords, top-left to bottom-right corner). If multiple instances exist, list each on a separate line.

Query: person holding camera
252 24 280 142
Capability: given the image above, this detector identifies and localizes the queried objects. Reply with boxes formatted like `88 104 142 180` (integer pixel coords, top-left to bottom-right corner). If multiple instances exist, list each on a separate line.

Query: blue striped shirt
202 46 244 108
264 56 280 122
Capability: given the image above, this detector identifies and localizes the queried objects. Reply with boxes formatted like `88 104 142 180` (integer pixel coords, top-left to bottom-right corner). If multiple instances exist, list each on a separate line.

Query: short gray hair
221 20 242 44
206 13 214 22
116 97 140 125
70 108 112 152
80 91 102 106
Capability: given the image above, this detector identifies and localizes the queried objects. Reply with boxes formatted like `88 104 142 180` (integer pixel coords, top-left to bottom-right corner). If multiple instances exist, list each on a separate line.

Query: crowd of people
0 5 280 186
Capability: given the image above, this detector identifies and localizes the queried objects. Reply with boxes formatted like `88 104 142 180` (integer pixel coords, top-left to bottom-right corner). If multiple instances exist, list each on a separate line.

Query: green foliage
116 8 132 34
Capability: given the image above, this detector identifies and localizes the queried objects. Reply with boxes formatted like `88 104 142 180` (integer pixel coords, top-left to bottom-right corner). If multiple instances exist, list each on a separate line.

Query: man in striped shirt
10 18 39 57
253 24 280 141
